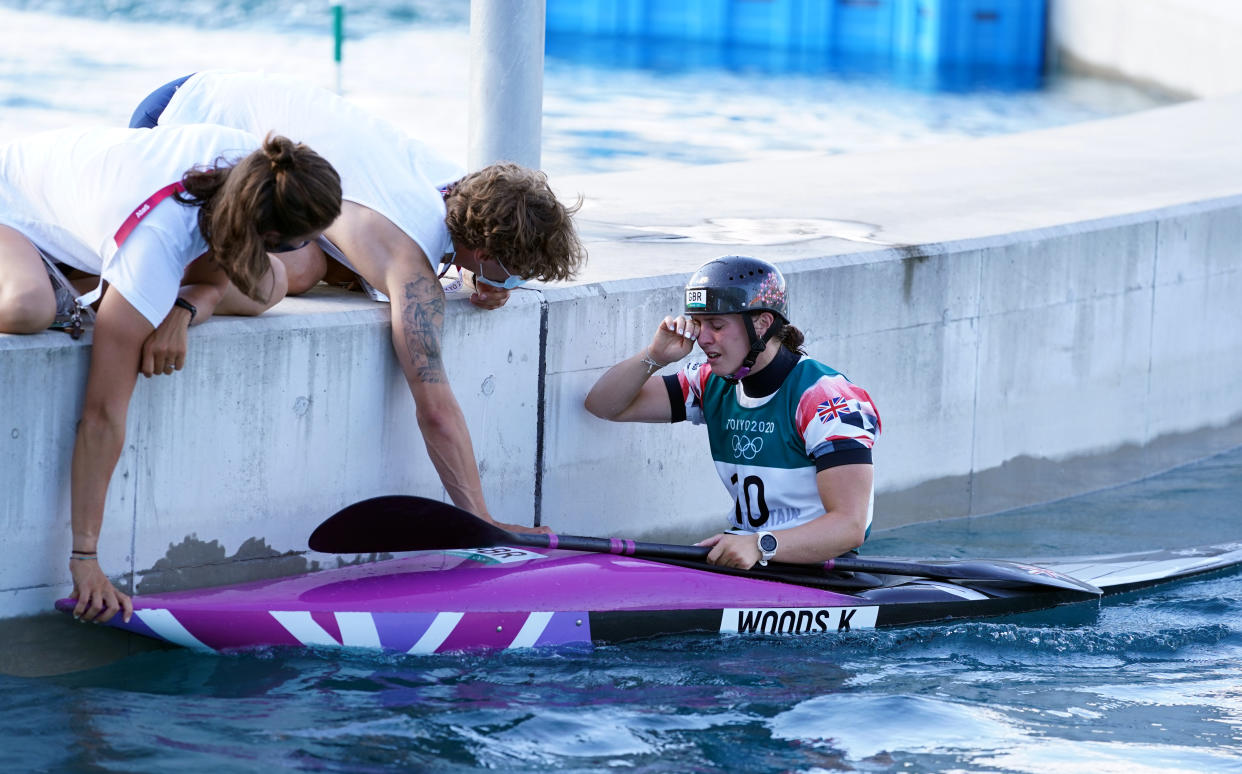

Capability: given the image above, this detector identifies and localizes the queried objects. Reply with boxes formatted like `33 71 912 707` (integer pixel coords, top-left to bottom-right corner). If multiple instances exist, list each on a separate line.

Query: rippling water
5 446 1241 772
0 1 1173 176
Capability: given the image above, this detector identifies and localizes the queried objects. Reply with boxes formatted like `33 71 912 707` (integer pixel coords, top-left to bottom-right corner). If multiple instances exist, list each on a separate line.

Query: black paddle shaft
309 495 1101 594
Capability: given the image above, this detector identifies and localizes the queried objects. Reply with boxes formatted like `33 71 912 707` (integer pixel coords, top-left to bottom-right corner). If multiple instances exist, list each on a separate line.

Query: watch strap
756 531 778 566
174 296 197 325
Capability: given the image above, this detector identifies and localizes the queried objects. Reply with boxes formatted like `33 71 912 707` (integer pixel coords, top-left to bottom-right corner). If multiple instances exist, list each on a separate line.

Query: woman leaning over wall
0 124 342 623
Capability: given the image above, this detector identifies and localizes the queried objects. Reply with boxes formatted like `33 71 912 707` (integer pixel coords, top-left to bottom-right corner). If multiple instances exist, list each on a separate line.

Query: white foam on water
769 692 1023 759
979 739 1242 774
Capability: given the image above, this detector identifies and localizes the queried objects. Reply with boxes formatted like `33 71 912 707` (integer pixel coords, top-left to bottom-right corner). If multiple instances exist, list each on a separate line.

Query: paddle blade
308 495 510 553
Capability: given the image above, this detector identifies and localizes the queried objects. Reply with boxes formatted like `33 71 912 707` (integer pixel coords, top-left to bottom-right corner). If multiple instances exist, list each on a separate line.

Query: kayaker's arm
585 315 700 422
700 464 873 569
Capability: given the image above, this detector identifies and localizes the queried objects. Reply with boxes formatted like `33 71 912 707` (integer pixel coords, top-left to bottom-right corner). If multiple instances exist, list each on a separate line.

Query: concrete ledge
4 93 1242 621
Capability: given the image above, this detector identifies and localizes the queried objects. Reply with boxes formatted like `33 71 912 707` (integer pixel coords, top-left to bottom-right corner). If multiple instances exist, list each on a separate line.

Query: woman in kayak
585 256 881 570
0 124 341 623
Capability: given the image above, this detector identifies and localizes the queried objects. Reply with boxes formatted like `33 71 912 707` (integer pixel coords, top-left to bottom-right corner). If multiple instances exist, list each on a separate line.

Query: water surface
5 447 1241 773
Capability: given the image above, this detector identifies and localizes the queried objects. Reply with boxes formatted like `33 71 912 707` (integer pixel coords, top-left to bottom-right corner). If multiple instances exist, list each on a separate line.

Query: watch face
759 533 778 553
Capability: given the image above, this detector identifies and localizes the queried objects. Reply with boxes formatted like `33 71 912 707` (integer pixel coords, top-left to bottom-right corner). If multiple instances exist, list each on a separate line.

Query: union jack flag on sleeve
672 361 713 425
795 375 881 468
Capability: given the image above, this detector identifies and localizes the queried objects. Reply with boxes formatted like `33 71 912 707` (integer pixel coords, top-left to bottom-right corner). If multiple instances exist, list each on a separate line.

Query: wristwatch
755 531 778 566
174 296 197 325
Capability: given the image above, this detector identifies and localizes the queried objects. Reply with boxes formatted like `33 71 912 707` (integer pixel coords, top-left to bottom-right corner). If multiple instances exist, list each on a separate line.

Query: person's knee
266 256 290 311
0 282 56 333
234 257 290 317
281 248 327 296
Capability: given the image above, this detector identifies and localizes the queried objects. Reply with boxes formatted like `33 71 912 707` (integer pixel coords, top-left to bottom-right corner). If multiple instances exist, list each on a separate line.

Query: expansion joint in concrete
1143 220 1161 447
533 294 550 527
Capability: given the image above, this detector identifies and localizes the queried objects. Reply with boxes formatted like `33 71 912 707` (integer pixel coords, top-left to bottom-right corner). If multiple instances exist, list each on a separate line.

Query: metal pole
468 0 545 170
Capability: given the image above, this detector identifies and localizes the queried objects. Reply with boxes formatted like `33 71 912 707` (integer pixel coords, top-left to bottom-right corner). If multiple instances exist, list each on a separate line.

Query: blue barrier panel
547 0 1045 68
797 0 834 50
895 0 1046 67
830 0 899 55
729 0 801 48
646 0 730 42
547 0 626 36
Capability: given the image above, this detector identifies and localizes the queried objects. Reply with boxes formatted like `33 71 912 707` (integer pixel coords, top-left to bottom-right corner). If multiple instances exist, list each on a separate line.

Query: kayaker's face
691 313 750 373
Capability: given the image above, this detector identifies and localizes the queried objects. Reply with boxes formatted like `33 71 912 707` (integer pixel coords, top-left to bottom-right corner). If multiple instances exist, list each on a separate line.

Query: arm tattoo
402 277 447 383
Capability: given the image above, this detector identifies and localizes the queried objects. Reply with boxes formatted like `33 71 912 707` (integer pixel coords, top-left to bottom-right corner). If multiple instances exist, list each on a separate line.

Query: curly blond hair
443 162 585 282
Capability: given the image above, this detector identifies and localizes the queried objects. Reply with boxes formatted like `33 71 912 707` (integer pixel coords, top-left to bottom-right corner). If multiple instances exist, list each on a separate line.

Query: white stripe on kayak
409 612 464 654
336 612 382 649
271 611 340 647
508 612 553 649
138 609 211 651
906 580 990 601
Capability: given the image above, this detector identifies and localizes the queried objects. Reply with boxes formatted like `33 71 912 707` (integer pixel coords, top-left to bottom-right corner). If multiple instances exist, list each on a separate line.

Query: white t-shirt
158 70 462 271
0 124 259 327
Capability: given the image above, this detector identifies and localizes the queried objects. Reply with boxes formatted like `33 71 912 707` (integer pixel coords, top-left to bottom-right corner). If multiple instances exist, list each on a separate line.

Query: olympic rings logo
731 434 764 460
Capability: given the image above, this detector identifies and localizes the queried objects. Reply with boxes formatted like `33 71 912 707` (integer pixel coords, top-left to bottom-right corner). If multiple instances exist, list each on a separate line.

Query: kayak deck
1038 542 1242 595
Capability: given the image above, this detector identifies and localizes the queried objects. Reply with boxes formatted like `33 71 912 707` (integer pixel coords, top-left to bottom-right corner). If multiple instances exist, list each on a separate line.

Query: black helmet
684 256 787 323
684 256 788 381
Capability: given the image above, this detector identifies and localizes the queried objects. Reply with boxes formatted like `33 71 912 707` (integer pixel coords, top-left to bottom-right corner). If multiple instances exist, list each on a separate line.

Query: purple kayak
53 494 1242 655
56 546 898 653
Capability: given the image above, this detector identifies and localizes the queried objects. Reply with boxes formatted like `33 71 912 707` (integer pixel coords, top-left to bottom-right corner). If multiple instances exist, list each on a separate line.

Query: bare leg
207 241 325 316
280 242 327 296
210 255 290 317
0 224 56 333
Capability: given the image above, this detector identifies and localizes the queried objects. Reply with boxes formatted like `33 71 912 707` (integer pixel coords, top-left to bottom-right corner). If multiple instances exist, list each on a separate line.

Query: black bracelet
174 296 197 324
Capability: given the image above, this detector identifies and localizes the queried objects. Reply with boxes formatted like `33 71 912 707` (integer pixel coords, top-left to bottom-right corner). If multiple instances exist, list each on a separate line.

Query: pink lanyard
73 181 190 320
113 181 186 247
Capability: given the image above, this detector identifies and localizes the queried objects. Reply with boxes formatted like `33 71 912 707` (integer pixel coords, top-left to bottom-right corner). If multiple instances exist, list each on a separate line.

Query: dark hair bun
263 134 297 172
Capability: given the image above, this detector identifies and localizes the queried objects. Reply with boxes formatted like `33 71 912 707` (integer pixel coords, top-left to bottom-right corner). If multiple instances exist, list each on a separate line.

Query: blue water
4 446 1241 772
0 1 1173 177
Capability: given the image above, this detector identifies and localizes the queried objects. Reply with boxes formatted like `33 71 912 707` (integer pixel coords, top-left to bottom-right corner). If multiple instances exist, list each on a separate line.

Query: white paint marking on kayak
721 606 880 635
270 611 340 647
508 611 554 649
138 609 212 651
409 612 464 654
446 546 545 564
904 581 990 601
336 612 382 649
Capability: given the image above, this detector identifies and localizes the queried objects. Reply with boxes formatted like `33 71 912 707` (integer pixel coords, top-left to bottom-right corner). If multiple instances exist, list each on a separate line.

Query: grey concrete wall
544 201 1242 542
2 293 542 617
3 93 1242 621
1050 0 1242 97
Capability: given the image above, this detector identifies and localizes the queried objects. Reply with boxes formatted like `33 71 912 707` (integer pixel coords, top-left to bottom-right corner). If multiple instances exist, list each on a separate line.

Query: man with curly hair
131 70 586 534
